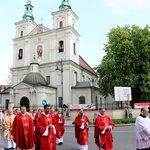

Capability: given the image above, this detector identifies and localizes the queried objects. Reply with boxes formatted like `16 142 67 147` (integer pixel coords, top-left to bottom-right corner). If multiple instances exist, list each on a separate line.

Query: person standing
11 106 34 150
2 109 16 150
74 109 90 150
34 109 42 150
0 109 4 129
135 107 150 150
127 107 132 118
94 108 115 150
54 108 65 145
34 104 56 150
29 109 36 121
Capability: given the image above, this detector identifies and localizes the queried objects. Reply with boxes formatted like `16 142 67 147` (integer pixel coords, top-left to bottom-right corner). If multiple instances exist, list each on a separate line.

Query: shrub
112 118 136 124
72 118 136 125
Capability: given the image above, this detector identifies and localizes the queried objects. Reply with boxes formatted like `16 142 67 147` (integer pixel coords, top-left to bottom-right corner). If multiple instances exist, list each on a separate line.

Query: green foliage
112 118 136 124
96 25 150 102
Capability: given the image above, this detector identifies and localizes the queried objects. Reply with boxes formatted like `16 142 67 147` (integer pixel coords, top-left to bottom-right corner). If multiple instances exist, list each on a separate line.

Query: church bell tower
51 0 80 64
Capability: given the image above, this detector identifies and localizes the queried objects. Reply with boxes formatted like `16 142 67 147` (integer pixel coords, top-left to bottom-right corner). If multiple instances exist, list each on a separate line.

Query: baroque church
0 0 100 111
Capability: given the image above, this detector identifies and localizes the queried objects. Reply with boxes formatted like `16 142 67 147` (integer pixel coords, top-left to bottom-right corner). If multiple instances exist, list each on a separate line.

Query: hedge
72 118 136 125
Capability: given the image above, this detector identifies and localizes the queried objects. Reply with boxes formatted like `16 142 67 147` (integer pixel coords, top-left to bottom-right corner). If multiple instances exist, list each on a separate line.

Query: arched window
100 97 102 107
95 96 98 110
79 96 85 104
58 97 63 108
5 99 9 110
59 21 63 28
73 43 76 55
20 31 23 37
18 49 23 59
58 41 64 52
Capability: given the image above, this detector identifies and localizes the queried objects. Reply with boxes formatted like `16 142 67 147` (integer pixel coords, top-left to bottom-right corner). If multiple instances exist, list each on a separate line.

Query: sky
1 0 150 85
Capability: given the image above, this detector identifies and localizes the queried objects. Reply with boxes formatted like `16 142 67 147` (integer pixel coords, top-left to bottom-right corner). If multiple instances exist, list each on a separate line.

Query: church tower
51 0 80 64
13 0 37 69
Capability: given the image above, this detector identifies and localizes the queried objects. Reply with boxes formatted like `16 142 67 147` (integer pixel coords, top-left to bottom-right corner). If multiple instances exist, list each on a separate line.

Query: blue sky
1 0 150 84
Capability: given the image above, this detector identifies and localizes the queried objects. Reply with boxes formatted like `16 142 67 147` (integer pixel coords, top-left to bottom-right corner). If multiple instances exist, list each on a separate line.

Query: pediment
13 82 32 90
28 24 50 36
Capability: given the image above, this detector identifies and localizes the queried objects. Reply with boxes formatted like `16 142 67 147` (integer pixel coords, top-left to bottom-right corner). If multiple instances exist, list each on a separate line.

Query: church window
82 75 85 81
58 41 64 52
59 21 63 28
20 31 23 37
46 76 50 85
74 71 77 85
5 99 9 110
95 96 98 110
100 97 102 107
58 97 63 107
73 43 76 55
18 49 23 59
79 96 85 104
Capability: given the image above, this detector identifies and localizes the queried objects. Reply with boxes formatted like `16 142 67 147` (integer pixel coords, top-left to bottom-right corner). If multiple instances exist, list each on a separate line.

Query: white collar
42 112 49 117
98 113 105 117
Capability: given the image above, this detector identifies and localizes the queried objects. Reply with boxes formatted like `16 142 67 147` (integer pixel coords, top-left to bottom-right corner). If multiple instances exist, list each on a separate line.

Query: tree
5 66 12 85
96 25 150 104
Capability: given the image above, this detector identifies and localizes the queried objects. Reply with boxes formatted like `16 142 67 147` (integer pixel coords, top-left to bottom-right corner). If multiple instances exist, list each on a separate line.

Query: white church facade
0 0 101 111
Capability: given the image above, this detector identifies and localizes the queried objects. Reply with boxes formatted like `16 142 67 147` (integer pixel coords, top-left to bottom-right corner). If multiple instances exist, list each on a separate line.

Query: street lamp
56 59 64 115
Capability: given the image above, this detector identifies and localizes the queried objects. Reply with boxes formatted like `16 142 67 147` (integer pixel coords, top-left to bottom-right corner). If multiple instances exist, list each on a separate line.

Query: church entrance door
20 97 29 112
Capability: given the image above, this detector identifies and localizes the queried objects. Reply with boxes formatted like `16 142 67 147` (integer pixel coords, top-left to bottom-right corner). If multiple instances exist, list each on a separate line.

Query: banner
134 102 150 108
69 104 96 111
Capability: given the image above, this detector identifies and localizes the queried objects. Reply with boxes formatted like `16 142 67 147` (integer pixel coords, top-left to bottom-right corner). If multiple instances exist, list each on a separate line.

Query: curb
65 123 135 127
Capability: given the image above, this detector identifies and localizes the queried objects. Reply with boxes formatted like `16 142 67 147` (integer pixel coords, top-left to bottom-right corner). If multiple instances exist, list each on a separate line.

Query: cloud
104 0 150 15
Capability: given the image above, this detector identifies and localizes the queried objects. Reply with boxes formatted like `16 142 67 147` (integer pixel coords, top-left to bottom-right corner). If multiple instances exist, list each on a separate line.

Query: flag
10 88 14 96
58 43 61 49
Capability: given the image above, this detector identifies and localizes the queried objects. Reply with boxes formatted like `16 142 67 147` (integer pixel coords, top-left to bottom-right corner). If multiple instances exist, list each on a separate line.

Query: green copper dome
23 73 47 86
59 0 71 10
22 0 34 21
30 56 39 65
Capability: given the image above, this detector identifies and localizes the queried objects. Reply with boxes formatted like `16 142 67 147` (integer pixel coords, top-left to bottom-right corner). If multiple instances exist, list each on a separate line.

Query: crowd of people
0 105 65 150
0 106 115 150
0 106 150 150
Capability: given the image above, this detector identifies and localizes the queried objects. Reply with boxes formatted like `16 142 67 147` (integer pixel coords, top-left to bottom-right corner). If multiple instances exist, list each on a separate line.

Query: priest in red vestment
11 106 34 150
54 108 65 145
34 104 56 150
94 108 115 150
75 109 90 150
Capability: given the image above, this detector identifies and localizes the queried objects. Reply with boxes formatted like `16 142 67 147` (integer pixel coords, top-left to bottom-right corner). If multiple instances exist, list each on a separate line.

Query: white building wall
72 88 91 104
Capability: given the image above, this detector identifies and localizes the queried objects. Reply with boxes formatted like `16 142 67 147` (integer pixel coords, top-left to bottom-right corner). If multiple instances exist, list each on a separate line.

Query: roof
30 56 39 65
79 56 96 75
23 72 47 86
72 81 96 88
0 87 11 94
0 85 5 89
72 81 99 90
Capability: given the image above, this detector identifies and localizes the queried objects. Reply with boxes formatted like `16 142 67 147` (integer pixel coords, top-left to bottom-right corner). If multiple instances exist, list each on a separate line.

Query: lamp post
56 59 64 115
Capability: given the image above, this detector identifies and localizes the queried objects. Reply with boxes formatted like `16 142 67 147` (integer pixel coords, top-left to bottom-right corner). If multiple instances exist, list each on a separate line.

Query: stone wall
64 109 141 121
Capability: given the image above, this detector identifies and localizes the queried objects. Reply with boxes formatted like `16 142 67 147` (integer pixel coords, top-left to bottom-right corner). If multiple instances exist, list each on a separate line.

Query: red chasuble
11 113 34 149
34 113 56 150
54 113 65 139
94 115 115 150
75 114 90 145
